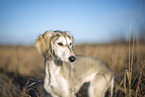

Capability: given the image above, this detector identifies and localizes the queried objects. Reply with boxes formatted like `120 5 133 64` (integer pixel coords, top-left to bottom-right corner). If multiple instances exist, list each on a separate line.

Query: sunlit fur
36 30 114 97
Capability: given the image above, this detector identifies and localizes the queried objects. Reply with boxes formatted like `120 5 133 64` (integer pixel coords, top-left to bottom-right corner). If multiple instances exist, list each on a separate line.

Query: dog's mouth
54 56 76 66
53 51 76 63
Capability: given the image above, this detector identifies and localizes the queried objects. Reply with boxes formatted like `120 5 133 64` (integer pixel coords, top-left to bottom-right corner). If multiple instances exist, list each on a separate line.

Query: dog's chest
47 61 70 95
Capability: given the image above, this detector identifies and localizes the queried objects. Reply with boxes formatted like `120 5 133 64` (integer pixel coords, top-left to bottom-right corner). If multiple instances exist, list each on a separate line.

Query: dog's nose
68 56 76 62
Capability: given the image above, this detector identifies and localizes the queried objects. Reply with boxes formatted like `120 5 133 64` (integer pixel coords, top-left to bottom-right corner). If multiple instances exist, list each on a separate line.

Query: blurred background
0 0 145 97
0 0 145 45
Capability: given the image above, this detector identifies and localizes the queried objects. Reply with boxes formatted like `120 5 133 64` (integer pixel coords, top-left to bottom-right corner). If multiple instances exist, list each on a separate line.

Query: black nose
69 56 76 62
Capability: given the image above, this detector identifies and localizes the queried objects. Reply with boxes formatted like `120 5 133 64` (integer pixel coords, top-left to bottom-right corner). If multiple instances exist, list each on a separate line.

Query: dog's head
36 30 76 62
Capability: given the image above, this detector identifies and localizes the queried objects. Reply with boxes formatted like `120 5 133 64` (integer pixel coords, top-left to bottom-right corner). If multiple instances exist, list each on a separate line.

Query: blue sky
0 0 145 45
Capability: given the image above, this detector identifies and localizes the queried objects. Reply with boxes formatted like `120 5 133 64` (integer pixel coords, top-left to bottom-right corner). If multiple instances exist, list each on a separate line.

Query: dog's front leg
67 84 76 97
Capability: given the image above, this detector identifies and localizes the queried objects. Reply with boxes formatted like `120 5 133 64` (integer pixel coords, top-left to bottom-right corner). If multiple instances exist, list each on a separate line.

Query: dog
36 30 114 97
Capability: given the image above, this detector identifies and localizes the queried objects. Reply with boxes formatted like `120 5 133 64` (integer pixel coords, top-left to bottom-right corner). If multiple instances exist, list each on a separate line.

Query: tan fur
36 31 53 57
36 31 74 59
36 30 114 97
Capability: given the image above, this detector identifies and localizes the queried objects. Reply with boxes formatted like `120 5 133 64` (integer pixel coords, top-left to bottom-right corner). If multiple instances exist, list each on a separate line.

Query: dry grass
0 45 44 76
0 73 28 97
0 42 145 97
115 3 145 97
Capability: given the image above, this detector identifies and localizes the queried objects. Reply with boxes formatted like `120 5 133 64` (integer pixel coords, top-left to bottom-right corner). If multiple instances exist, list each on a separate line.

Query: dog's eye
57 42 63 46
70 43 72 46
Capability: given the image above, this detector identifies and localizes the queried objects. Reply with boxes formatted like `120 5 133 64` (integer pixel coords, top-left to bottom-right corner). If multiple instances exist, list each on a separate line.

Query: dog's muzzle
68 56 76 62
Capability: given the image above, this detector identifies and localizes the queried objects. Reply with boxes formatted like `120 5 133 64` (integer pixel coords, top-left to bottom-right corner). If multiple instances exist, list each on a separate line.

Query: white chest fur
44 60 70 97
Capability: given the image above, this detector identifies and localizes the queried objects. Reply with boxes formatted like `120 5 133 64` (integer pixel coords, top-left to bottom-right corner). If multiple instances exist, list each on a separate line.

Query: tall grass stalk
126 1 141 96
129 2 141 96
128 18 132 97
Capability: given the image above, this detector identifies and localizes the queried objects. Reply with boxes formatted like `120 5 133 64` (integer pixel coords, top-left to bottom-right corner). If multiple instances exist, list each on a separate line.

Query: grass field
0 42 145 97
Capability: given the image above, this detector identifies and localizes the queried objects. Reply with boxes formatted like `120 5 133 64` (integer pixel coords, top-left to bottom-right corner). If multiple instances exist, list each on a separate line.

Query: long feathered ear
36 31 53 59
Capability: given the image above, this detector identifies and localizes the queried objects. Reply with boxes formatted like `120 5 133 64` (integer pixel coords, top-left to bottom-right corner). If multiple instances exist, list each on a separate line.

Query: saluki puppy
36 30 114 97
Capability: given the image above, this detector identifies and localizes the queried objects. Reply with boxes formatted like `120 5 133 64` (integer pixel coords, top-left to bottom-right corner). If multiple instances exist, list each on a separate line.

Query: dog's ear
36 31 53 58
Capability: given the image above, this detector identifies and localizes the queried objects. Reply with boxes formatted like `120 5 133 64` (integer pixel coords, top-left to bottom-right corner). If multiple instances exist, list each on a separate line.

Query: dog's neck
51 54 63 66
54 59 63 66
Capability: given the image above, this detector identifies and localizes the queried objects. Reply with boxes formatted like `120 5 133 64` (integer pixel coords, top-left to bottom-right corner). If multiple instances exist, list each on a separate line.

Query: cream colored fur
36 30 114 97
